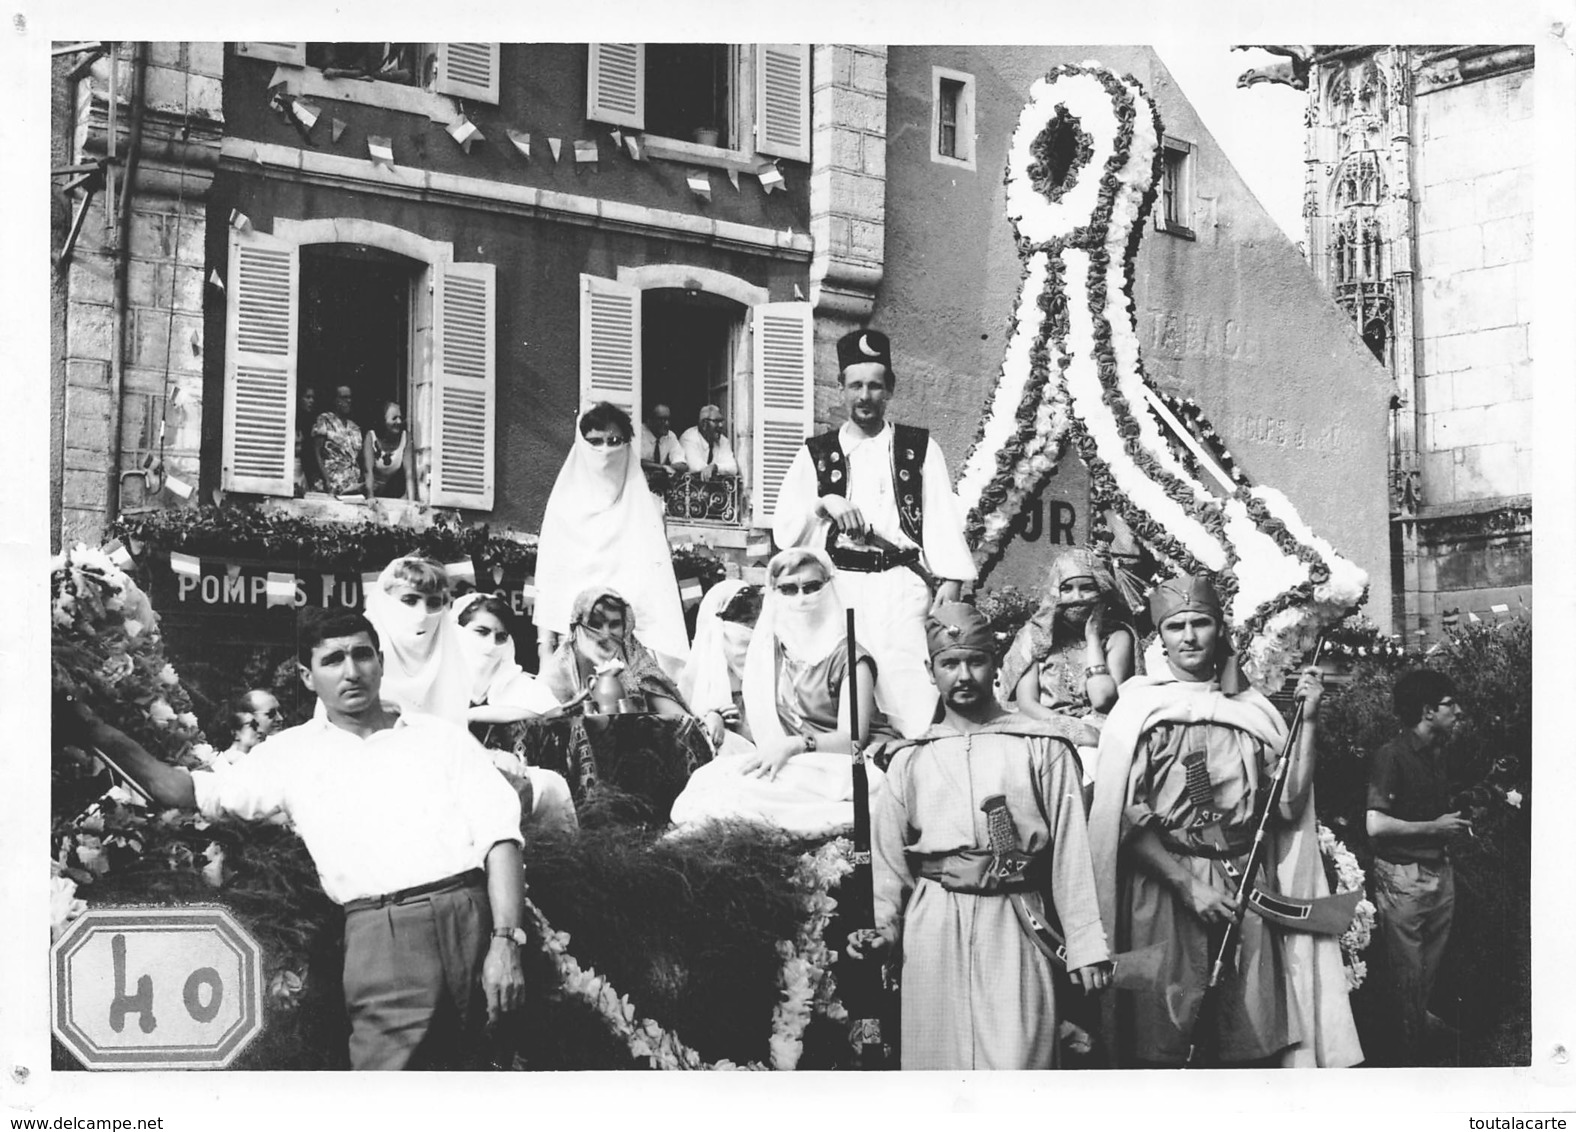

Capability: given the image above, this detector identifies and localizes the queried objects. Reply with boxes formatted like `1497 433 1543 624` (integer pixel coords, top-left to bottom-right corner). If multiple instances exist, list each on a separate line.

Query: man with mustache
770 329 976 738
75 608 529 1070
851 602 1111 1069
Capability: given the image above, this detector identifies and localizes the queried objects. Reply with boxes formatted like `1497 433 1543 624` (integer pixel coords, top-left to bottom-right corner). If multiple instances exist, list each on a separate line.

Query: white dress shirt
771 421 977 581
191 712 522 905
678 426 739 475
639 426 687 468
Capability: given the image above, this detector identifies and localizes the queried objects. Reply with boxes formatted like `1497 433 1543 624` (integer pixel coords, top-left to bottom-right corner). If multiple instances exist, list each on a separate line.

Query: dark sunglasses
584 435 627 448
776 580 825 597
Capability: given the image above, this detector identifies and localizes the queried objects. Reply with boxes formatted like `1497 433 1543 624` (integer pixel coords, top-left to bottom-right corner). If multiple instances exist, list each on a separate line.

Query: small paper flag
170 551 201 578
331 118 347 143
518 576 538 607
687 171 711 200
445 559 477 586
1468 611 1482 623
368 135 394 167
229 209 251 232
727 168 740 191
250 146 263 165
361 571 381 593
265 571 297 609
507 128 532 160
1490 603 1509 613
164 474 194 500
290 98 320 131
446 116 483 154
548 137 563 162
208 269 225 291
624 136 642 161
103 538 132 568
793 284 805 300
574 139 598 164
747 540 771 560
226 562 242 579
610 128 623 149
679 578 704 606
757 164 785 193
491 563 505 585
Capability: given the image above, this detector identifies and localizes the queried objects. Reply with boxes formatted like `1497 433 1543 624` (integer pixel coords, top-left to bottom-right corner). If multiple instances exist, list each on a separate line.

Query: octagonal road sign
51 905 265 1070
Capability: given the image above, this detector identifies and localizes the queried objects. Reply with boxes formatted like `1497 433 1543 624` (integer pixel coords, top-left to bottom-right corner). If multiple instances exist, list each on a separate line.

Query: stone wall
57 42 224 547
1413 66 1534 506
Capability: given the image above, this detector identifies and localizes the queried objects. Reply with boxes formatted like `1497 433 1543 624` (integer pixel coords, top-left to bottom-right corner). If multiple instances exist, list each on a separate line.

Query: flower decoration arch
954 63 1368 692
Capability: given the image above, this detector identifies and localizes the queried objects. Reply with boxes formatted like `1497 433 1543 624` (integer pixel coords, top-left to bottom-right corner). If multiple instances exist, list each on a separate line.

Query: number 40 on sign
51 907 265 1070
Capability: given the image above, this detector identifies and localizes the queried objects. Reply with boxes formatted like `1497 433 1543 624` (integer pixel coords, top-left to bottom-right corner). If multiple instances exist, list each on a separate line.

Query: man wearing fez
851 602 1111 1069
771 329 976 738
1088 574 1361 1067
69 608 528 1070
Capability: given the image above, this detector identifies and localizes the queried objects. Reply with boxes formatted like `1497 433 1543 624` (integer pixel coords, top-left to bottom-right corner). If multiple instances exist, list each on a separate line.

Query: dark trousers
1373 857 1455 1063
341 882 492 1070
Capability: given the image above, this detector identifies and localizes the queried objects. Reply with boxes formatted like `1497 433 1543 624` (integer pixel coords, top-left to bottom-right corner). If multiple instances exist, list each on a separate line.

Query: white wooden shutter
579 274 642 420
435 43 500 104
234 43 305 65
222 228 297 496
587 43 644 129
750 301 814 528
430 261 496 510
755 45 810 162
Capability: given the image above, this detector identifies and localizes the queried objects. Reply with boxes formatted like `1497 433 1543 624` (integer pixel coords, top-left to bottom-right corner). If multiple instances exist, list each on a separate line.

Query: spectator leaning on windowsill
678 404 739 482
314 384 365 497
639 402 688 495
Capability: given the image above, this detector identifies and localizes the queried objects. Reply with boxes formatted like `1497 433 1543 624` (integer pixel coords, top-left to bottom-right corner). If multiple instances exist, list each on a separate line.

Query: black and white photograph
5 2 1573 1127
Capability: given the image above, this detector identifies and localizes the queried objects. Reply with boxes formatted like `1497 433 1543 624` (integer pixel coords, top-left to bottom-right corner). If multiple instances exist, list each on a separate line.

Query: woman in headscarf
675 579 761 756
360 554 472 721
453 593 567 729
668 548 887 837
1001 547 1140 732
533 402 690 677
538 587 690 719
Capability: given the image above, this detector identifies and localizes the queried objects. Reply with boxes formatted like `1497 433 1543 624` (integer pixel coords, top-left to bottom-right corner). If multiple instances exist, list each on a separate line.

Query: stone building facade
1302 45 1533 638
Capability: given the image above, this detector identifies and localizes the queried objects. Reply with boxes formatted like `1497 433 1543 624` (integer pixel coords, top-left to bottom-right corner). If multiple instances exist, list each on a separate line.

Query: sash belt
828 542 921 575
914 852 1046 894
342 868 486 915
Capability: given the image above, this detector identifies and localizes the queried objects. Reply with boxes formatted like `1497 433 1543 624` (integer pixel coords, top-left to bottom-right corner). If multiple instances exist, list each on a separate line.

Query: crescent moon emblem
858 334 881 357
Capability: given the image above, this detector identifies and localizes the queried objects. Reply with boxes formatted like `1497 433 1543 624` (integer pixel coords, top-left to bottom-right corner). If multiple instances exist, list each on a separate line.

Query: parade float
49 62 1528 1070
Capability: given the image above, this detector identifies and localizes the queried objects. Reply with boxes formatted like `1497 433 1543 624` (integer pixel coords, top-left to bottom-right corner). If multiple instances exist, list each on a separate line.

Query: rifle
1181 641 1325 1068
841 607 893 1068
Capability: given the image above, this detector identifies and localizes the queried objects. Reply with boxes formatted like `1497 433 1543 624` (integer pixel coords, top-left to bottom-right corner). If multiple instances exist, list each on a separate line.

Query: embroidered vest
804 423 928 544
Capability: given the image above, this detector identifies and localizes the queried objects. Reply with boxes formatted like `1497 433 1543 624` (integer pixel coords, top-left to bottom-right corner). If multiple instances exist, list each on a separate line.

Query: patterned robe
872 718 1109 1069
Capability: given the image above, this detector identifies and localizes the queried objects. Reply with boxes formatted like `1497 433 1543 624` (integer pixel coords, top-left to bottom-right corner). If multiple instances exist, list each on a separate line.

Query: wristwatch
802 733 818 752
492 926 529 946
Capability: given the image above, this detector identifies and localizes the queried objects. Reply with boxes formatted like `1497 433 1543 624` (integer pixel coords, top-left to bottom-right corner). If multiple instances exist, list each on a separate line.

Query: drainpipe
105 41 146 523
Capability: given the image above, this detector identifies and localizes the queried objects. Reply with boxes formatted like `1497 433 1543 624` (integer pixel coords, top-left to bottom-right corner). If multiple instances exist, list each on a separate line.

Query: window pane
645 43 731 147
938 78 961 157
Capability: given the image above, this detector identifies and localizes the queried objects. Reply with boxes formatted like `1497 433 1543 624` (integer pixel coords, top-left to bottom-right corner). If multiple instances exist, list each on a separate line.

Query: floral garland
955 62 1368 693
523 837 854 1071
1317 822 1376 991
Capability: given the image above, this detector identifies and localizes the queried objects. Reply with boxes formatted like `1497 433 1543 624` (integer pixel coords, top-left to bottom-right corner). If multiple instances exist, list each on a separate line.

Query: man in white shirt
771 329 978 737
678 404 739 480
89 609 528 1070
639 402 688 496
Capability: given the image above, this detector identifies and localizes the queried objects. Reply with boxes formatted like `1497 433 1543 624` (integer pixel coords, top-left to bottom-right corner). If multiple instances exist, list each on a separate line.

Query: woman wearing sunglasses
670 548 888 837
533 402 690 680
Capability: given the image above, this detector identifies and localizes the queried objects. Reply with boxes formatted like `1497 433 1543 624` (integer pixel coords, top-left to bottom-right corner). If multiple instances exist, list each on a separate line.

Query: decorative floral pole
955 64 1368 693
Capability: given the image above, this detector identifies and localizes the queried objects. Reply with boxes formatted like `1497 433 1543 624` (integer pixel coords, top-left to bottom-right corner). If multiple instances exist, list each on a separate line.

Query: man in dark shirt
1366 669 1471 1063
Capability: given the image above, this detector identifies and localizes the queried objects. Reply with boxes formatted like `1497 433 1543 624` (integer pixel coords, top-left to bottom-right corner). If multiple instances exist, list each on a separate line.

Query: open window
931 66 976 170
235 42 500 109
578 273 813 530
222 224 496 510
587 43 810 167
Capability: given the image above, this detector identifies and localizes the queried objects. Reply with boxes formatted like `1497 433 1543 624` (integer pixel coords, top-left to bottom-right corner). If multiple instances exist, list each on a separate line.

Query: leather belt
342 868 486 914
915 852 1045 894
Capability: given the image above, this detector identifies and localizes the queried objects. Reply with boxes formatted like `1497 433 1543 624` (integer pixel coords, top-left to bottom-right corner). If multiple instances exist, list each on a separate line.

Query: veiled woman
533 402 690 677
669 548 887 837
538 587 690 719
